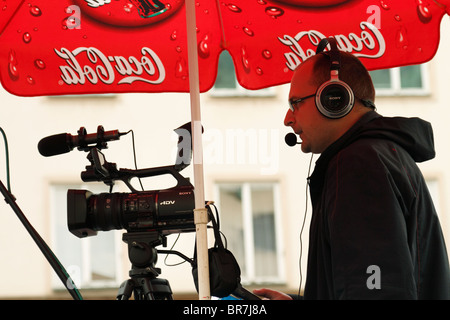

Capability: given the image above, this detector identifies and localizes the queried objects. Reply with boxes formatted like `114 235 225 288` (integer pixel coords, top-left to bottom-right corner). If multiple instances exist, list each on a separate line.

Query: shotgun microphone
38 126 126 157
285 133 301 147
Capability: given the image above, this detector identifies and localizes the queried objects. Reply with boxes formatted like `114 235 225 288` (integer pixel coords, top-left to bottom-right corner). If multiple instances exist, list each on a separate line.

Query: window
214 182 284 284
369 64 429 96
50 183 123 290
211 51 275 97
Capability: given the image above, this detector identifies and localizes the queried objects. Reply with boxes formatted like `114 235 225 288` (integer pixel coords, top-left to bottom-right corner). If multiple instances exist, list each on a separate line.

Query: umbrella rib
215 0 228 49
0 0 26 36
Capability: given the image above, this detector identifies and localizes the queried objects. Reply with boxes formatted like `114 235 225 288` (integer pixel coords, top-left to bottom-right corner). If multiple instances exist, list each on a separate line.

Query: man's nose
284 110 294 127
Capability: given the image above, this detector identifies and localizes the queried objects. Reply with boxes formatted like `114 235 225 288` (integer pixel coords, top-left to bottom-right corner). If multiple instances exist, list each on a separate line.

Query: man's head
284 43 375 154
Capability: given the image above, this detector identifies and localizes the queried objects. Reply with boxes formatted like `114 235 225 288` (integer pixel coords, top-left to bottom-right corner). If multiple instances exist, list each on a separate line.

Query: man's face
284 60 336 154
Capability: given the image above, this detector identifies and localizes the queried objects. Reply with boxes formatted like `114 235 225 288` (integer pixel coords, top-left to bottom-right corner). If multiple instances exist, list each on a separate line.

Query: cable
163 233 185 267
0 127 11 192
125 129 144 191
298 153 314 296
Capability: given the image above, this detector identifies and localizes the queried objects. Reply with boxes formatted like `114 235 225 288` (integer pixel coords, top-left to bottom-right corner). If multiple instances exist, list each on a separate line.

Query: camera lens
67 187 195 238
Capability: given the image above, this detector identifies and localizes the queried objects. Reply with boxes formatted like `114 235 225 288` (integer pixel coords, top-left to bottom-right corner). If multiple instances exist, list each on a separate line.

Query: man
254 38 450 299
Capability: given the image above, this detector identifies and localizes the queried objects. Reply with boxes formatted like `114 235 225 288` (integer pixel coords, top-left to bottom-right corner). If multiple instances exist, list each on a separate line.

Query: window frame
50 182 124 290
371 64 430 97
213 182 285 284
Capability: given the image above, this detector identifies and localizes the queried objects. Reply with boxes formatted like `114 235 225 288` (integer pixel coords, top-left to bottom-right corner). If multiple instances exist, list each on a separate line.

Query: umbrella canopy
1 0 449 96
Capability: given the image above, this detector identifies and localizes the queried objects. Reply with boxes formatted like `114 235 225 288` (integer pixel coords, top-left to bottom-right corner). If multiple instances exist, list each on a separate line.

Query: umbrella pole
185 0 210 300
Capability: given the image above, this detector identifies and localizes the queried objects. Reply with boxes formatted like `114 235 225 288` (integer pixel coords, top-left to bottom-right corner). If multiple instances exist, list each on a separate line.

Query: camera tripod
117 231 174 300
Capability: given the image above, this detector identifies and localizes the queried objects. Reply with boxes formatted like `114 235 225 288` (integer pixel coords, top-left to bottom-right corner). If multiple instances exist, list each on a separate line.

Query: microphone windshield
285 133 299 147
38 133 72 157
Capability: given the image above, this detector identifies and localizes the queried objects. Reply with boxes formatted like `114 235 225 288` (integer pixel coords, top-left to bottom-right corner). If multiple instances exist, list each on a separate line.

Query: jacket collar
308 111 381 196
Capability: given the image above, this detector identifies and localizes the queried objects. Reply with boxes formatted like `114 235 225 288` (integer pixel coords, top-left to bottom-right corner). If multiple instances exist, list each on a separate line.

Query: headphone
314 37 355 119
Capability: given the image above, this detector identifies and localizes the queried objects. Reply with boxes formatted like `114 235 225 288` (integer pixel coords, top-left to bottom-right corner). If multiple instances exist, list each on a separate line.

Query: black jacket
304 111 450 299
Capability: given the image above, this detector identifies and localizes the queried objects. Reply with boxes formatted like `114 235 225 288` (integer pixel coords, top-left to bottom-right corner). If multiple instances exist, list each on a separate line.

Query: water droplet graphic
265 7 284 19
380 0 390 10
416 0 432 23
8 63 19 81
23 32 31 43
241 46 251 73
198 34 210 58
34 59 46 70
226 4 242 13
8 50 15 63
396 26 408 49
30 6 42 17
8 51 19 81
61 18 68 30
175 58 188 79
262 50 272 59
27 76 35 85
243 27 254 37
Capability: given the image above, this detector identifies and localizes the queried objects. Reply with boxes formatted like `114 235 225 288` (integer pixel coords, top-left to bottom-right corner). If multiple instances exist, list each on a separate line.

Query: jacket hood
324 111 436 164
310 111 436 204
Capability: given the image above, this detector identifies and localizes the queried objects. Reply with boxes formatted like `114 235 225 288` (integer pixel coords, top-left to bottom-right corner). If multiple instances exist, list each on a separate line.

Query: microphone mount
77 125 120 152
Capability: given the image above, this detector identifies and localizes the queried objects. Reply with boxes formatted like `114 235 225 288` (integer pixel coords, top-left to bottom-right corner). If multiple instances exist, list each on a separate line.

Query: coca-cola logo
71 0 184 27
54 47 165 86
278 21 386 70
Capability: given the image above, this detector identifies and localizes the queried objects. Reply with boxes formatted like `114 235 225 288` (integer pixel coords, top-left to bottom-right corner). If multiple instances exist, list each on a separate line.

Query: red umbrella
1 0 449 95
1 0 449 300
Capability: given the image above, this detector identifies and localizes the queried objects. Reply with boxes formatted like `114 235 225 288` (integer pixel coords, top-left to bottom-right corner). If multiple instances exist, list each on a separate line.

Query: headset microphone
285 133 301 147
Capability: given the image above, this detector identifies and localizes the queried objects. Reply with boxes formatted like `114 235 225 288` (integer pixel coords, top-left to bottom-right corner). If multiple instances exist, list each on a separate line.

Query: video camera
55 123 198 238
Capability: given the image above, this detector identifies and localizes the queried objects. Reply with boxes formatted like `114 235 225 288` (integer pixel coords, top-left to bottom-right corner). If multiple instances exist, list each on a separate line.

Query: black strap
316 37 341 71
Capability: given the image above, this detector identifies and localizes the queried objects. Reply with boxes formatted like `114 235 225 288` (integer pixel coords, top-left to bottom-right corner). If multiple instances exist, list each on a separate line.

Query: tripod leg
135 278 174 300
139 278 156 300
117 279 134 300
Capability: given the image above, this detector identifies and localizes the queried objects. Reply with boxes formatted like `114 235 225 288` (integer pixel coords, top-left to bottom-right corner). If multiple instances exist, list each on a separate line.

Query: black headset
315 37 355 119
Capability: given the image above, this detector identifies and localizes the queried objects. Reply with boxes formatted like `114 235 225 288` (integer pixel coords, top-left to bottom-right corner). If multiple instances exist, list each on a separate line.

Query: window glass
214 51 237 89
216 182 282 283
51 183 121 289
218 184 246 275
251 185 278 278
369 64 428 96
212 51 275 97
370 69 391 89
400 65 422 88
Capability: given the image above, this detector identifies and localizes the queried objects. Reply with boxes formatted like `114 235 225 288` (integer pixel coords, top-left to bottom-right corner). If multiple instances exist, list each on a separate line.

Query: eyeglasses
288 93 316 112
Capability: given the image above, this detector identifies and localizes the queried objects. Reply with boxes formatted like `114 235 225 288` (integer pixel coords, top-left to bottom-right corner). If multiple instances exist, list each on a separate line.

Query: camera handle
117 231 173 300
81 148 193 193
